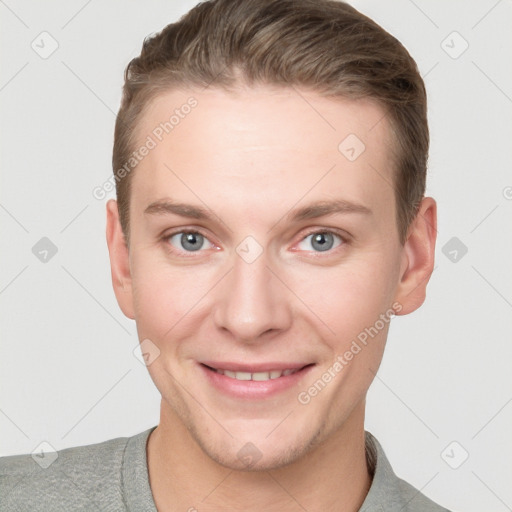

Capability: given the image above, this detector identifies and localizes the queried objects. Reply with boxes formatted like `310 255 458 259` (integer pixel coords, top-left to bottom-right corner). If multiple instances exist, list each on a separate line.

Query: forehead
130 85 396 225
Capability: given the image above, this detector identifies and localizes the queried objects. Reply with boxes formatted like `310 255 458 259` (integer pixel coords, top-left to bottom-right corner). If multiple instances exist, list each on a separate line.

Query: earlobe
394 197 437 316
106 199 136 320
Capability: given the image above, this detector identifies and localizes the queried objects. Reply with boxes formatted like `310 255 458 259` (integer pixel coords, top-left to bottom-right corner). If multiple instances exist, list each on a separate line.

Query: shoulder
0 429 152 512
362 431 452 512
391 475 451 512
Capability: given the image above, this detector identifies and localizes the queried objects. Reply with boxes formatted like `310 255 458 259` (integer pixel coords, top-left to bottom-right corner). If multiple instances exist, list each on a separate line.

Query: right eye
165 231 215 254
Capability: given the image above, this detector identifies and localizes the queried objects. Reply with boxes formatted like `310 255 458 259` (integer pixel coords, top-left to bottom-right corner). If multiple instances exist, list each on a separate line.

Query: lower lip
199 364 314 400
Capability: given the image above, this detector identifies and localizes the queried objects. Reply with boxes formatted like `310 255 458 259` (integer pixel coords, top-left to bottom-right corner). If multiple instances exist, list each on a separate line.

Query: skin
106 85 436 512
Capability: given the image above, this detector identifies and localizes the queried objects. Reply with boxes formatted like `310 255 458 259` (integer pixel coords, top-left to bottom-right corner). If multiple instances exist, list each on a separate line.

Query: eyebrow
286 199 372 222
144 200 210 219
144 198 372 223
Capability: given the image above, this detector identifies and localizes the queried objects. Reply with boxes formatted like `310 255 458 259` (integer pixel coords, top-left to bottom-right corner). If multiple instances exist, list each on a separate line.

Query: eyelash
161 227 348 257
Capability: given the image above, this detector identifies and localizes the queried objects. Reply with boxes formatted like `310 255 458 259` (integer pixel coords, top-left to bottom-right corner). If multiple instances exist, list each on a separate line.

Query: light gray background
1 1 511 511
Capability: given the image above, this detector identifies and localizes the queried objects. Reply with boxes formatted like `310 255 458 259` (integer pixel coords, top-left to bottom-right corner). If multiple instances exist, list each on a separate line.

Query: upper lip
201 362 313 372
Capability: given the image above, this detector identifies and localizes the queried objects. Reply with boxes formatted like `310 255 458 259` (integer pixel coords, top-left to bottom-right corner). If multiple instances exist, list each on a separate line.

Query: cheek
130 253 206 339
289 258 396 342
130 251 230 353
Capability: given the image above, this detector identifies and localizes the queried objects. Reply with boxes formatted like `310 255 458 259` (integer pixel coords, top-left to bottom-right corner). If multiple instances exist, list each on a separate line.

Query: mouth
199 362 315 399
202 364 307 381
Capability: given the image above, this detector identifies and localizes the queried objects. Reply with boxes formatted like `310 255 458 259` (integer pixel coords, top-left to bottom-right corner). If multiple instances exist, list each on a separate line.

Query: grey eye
168 232 213 252
297 232 342 252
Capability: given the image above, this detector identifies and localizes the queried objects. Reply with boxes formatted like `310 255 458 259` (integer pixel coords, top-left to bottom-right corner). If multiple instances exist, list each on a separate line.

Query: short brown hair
113 0 428 244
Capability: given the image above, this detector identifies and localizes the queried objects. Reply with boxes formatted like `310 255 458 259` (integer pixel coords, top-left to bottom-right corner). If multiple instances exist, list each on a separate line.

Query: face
107 85 435 471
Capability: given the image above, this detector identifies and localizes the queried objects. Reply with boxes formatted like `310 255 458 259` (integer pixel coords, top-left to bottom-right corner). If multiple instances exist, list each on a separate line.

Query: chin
203 442 307 472
189 418 327 472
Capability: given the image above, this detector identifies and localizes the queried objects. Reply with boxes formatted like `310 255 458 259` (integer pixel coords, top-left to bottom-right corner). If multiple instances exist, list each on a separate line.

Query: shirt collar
360 431 428 511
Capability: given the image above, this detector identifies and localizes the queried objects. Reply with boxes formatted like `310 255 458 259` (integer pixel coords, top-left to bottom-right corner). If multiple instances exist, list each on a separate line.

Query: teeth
215 368 299 381
251 372 268 381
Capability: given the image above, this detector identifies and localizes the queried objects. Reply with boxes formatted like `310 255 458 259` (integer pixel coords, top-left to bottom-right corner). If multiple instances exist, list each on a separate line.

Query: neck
147 400 371 512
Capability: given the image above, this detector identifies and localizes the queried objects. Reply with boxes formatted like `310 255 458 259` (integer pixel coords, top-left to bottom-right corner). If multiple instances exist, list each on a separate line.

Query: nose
212 250 293 343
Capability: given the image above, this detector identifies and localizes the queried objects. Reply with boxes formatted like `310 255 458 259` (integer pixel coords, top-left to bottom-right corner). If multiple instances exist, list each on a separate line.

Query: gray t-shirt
0 428 451 511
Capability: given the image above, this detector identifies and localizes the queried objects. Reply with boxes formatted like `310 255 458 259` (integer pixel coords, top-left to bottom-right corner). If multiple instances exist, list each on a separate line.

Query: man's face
112 86 411 470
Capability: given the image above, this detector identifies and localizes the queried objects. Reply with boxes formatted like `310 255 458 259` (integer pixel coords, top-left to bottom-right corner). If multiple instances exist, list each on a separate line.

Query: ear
106 199 135 319
394 197 437 316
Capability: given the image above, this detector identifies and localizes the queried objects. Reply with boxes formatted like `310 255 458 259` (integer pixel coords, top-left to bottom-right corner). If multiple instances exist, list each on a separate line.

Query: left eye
167 231 215 252
297 231 343 252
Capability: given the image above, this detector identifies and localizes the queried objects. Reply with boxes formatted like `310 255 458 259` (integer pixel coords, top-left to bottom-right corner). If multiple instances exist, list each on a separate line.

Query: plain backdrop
1 1 511 511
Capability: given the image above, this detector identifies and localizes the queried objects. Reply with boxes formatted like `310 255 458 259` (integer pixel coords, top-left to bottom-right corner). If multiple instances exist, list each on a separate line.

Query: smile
209 367 301 381
200 362 314 399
